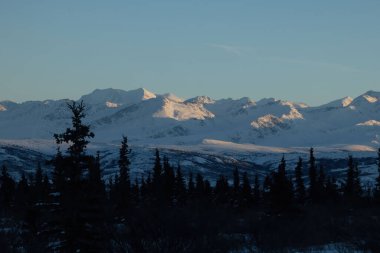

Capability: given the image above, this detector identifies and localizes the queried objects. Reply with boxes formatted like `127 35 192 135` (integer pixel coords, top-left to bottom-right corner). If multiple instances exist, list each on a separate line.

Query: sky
0 0 379 105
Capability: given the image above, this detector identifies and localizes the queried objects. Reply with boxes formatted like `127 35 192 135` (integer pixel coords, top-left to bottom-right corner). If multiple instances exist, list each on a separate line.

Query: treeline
1 102 380 252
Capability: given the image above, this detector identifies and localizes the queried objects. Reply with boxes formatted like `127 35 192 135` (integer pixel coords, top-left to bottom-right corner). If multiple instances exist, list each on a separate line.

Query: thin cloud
208 43 247 56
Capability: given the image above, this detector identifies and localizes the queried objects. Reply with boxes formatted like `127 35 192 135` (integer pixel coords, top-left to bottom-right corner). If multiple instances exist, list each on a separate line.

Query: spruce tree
174 164 186 205
162 156 175 204
233 167 240 193
15 173 29 217
253 174 260 204
241 172 252 205
195 173 205 199
152 149 162 185
52 101 100 252
33 162 44 202
54 101 94 159
132 178 140 204
308 148 318 202
118 136 131 191
145 172 152 202
326 176 339 202
270 156 293 208
81 152 108 252
187 172 195 201
0 165 15 212
353 163 362 197
262 174 272 203
214 175 229 205
52 147 65 192
140 175 147 202
203 179 212 200
344 155 362 200
316 165 326 202
294 157 306 204
116 136 131 213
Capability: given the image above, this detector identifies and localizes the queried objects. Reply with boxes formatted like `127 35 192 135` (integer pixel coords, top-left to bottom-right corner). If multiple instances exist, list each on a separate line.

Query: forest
1 101 380 252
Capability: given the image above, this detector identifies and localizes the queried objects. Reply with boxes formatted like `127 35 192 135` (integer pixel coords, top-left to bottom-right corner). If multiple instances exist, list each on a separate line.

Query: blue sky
1 0 379 105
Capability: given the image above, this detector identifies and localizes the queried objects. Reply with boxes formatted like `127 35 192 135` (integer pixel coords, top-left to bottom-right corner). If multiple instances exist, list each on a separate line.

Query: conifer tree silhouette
308 148 318 202
294 157 306 204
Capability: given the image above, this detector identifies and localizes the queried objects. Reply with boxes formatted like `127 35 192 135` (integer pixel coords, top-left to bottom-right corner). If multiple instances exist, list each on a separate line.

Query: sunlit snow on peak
186 96 215 104
342 97 354 107
363 95 378 103
161 93 184 103
140 88 157 100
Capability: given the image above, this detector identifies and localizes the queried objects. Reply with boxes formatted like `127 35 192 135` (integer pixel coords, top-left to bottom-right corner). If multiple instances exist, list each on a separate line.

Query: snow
321 96 353 108
341 97 354 107
201 139 290 153
363 95 378 103
160 93 184 103
282 108 304 120
106 101 119 108
357 120 380 126
80 87 156 106
0 88 379 150
251 115 285 129
153 97 214 121
185 96 215 104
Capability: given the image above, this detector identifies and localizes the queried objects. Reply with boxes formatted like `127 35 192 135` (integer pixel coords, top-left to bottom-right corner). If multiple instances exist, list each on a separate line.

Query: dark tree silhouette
0 165 15 213
187 171 195 201
54 101 94 183
253 174 261 204
54 101 94 158
241 172 252 206
344 155 362 200
51 101 107 252
162 156 175 204
115 136 132 214
214 174 229 205
294 157 306 204
316 165 326 201
174 164 186 205
269 156 293 208
308 148 318 202
152 149 162 185
233 167 240 193
118 136 131 189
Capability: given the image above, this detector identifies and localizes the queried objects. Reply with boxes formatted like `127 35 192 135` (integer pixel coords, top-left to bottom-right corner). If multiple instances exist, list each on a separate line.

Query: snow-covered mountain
1 88 379 147
1 88 379 181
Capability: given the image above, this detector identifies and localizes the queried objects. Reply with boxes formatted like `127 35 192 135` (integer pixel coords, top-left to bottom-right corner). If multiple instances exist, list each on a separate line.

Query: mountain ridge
0 88 379 148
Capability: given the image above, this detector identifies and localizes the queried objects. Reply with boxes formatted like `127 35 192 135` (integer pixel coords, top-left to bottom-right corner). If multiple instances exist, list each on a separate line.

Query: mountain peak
185 96 215 104
137 88 157 100
80 87 156 107
256 98 277 106
351 90 380 106
364 90 380 97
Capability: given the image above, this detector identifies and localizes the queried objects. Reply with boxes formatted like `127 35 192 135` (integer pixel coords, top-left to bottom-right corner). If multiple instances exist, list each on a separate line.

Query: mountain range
1 88 379 148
